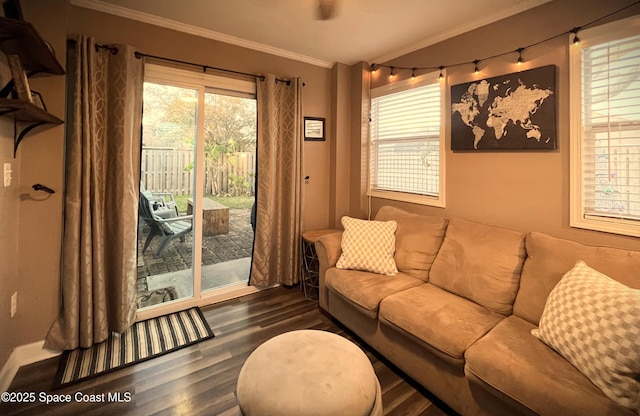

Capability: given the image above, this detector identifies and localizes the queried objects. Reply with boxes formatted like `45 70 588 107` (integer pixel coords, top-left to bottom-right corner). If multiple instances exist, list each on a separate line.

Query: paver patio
136 208 254 292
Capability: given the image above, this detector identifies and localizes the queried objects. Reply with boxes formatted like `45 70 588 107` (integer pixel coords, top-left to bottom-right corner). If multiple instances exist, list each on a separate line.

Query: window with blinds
570 15 640 237
370 72 445 207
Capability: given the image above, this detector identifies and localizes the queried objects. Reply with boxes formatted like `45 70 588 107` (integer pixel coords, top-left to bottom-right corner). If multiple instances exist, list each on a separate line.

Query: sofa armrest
315 231 343 311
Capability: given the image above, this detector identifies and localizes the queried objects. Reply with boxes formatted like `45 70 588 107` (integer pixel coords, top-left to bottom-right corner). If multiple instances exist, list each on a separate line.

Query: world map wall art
451 65 556 151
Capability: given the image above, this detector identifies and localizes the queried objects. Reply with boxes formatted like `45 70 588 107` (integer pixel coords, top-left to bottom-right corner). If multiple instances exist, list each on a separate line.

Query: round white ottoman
236 330 383 416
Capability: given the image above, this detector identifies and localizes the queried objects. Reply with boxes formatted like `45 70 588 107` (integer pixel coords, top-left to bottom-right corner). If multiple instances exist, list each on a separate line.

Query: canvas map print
451 65 556 151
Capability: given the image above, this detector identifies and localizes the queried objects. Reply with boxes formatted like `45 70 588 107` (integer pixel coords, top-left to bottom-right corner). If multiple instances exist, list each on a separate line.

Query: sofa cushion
325 268 423 319
379 283 504 368
336 216 398 276
465 316 635 416
513 232 640 325
531 261 640 412
374 206 448 282
429 219 526 315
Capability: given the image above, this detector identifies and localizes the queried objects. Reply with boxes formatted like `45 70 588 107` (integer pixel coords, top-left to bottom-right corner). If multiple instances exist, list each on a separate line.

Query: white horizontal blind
581 33 640 222
370 83 441 197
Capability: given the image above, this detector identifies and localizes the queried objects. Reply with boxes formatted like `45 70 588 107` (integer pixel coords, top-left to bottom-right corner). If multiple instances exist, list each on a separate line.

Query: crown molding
70 0 334 69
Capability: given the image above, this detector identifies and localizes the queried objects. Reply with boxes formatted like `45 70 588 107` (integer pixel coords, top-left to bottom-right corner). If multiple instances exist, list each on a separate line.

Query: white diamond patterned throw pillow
336 216 398 276
531 261 640 412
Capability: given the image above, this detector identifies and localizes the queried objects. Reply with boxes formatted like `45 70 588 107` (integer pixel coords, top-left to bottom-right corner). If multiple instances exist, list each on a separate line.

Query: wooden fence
141 147 256 196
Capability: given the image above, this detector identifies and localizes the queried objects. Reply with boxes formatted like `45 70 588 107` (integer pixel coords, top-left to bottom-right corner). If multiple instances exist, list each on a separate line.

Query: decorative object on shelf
7 53 31 101
2 0 23 21
44 40 55 57
304 116 325 141
451 65 556 151
30 90 45 110
0 16 64 156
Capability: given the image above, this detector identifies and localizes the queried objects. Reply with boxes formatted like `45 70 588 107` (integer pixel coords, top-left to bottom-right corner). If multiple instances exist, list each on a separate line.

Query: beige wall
356 0 640 251
68 6 333 231
0 0 67 367
0 118 20 368
1 2 334 369
3 0 639 372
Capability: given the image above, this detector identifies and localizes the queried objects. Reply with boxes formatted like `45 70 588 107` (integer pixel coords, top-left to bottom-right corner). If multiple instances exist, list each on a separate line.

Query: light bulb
517 48 524 65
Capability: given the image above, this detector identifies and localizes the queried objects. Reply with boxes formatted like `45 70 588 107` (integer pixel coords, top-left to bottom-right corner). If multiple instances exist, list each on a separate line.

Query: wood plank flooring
1 286 457 416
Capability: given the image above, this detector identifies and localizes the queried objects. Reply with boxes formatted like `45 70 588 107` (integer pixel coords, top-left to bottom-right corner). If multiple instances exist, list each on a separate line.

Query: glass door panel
200 91 256 292
137 82 198 309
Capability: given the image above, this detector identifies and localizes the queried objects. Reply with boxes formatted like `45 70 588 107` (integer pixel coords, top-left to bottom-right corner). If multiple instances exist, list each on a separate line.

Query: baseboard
0 341 61 392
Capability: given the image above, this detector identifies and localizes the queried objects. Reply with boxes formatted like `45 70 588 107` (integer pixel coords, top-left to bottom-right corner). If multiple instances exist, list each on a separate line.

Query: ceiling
72 0 552 68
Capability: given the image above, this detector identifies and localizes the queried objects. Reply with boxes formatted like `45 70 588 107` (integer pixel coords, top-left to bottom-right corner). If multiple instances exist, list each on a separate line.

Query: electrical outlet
11 292 17 318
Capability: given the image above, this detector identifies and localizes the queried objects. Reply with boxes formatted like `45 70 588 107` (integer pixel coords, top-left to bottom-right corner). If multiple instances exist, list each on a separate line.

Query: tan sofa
316 206 640 416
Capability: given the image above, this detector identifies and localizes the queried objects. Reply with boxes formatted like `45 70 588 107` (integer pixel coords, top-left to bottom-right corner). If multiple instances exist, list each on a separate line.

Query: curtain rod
133 51 274 83
69 39 294 85
134 51 297 86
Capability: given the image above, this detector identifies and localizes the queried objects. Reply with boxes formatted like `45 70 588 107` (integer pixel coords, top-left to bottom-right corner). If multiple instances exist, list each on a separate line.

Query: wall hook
32 183 55 194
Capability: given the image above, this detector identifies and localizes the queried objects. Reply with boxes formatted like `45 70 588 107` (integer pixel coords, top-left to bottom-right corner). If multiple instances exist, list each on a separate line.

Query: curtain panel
45 36 143 350
251 75 304 287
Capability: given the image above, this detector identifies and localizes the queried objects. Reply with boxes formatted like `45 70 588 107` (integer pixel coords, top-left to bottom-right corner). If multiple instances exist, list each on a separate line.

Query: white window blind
370 77 442 203
581 32 640 225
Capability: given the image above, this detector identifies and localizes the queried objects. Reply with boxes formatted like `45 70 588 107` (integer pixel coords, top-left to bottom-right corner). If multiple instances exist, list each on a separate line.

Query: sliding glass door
136 64 257 317
200 91 256 293
137 81 198 309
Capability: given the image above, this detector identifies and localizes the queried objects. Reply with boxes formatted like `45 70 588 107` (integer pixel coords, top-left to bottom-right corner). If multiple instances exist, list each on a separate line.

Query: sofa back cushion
513 232 640 325
374 206 448 282
429 219 526 315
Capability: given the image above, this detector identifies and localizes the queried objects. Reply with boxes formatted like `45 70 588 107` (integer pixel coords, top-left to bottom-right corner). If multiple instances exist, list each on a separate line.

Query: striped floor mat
53 307 214 388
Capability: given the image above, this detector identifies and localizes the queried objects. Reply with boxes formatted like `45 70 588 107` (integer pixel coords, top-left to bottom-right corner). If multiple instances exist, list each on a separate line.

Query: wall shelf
0 17 64 76
0 97 63 156
0 17 65 157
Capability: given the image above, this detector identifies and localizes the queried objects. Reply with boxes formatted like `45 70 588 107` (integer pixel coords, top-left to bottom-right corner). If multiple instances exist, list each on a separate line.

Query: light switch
3 162 12 187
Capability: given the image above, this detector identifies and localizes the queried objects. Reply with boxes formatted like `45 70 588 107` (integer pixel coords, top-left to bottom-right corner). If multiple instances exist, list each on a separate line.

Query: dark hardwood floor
1 287 457 416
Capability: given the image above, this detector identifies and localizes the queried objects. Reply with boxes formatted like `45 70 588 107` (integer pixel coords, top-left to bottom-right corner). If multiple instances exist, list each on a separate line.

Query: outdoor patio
136 208 254 293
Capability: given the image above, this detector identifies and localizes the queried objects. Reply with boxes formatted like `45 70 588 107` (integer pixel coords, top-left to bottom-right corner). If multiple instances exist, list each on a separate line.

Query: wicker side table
300 229 340 300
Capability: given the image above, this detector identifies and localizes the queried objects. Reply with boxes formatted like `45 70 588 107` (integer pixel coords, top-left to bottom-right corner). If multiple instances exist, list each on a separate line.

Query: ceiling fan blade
315 0 338 20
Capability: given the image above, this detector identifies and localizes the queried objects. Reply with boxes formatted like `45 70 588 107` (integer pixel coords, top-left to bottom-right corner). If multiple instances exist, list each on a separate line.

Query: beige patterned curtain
45 36 143 350
250 75 304 287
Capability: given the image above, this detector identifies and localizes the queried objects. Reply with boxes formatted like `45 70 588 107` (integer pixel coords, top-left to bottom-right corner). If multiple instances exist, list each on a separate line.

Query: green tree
142 83 257 196
203 94 256 195
142 83 197 149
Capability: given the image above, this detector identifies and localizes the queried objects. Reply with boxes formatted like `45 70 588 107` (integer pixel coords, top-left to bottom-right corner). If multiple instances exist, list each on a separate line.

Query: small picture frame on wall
304 117 325 141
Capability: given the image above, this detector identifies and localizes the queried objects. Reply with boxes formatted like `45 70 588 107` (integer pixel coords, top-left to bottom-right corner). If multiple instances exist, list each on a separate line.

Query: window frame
569 15 640 238
368 70 447 208
137 63 259 320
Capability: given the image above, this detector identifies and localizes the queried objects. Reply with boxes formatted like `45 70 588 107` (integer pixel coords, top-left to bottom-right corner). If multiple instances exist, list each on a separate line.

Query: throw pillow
336 216 398 276
531 261 640 412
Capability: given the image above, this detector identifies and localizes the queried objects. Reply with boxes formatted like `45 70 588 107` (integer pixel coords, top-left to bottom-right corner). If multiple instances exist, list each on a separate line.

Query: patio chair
139 192 193 256
140 183 179 218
